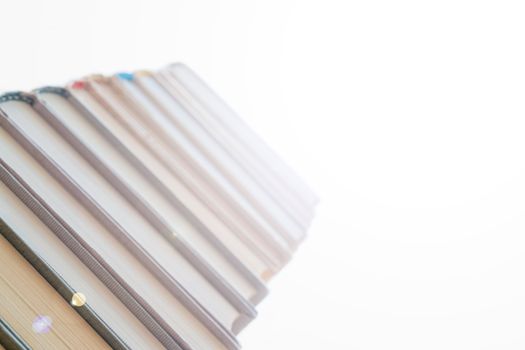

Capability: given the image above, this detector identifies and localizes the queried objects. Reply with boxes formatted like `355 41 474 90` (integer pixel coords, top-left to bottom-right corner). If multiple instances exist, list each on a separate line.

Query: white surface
3 1 525 349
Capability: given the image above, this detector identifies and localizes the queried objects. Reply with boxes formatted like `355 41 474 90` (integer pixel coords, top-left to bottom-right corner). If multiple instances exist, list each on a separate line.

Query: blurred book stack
0 63 317 350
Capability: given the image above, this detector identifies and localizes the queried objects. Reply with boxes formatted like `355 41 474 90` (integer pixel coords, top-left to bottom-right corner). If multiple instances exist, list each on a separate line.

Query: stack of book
0 63 317 350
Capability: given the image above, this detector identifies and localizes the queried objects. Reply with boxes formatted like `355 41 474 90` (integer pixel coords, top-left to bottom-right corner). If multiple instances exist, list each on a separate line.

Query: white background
2 0 525 349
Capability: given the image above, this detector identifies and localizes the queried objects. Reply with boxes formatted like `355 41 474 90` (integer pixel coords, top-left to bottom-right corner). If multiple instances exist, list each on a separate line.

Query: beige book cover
0 176 166 350
0 235 111 349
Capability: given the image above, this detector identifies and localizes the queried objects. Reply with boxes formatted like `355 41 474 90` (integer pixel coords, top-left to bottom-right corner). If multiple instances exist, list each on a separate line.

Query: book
0 95 240 350
0 163 171 350
0 63 316 350
68 83 277 282
0 225 112 349
34 87 265 306
85 76 291 271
